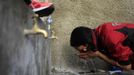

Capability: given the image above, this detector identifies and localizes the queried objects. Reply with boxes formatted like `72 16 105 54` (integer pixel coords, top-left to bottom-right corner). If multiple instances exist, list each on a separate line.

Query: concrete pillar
0 0 51 75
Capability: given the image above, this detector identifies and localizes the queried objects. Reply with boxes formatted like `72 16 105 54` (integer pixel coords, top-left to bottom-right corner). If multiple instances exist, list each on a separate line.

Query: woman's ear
75 45 87 52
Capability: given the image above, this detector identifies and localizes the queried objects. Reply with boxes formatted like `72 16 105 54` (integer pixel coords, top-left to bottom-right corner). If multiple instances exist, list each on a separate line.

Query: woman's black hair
70 26 93 46
70 26 97 51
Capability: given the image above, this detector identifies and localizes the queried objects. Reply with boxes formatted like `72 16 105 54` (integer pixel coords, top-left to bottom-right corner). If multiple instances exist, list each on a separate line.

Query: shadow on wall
0 46 9 75
0 0 30 74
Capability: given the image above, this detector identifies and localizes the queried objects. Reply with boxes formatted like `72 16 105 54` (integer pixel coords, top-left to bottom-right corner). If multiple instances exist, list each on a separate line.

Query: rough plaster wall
0 0 51 75
51 0 134 74
1 0 134 75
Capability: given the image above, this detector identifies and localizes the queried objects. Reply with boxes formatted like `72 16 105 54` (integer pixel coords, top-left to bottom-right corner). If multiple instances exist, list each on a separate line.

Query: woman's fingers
78 52 90 59
77 51 98 59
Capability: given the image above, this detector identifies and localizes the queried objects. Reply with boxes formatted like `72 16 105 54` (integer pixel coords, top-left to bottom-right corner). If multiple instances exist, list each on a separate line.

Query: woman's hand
77 51 99 59
97 51 132 71
116 63 132 71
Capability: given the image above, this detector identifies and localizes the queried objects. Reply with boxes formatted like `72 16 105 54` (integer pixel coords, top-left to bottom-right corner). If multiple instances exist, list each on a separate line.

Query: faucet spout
24 14 48 38
24 24 48 38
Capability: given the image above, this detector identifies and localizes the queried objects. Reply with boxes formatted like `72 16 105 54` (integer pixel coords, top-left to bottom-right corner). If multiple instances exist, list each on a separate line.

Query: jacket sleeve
113 42 132 65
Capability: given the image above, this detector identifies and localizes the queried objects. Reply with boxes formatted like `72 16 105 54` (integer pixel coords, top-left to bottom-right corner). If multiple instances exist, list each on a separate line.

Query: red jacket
95 22 134 65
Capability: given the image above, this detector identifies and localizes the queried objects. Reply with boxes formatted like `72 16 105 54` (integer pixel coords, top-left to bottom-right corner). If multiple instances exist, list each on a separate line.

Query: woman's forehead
75 45 86 50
